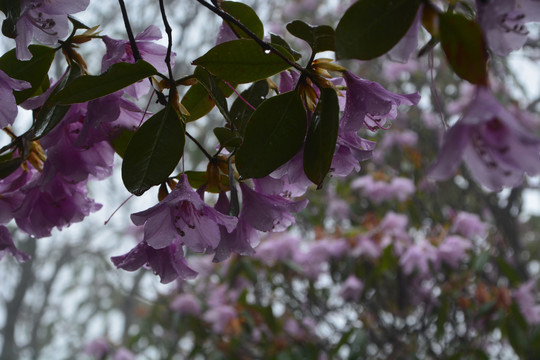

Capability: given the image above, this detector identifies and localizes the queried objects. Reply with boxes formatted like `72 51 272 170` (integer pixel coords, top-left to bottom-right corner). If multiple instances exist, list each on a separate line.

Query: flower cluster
1 26 167 260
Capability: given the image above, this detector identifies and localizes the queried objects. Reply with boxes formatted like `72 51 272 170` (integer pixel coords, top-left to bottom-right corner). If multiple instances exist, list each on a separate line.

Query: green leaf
111 129 135 158
192 39 294 84
183 171 230 193
439 12 488 85
221 1 264 39
303 88 339 188
335 0 421 60
270 33 302 61
122 104 185 196
0 156 22 179
53 60 158 104
32 64 82 140
214 127 242 149
286 20 335 53
194 67 231 123
230 80 269 134
236 91 306 179
0 45 56 104
180 82 215 122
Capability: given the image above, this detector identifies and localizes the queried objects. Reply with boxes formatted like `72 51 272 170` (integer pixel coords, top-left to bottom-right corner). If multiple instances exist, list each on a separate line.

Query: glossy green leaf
0 45 56 104
286 20 335 53
53 60 158 104
194 67 231 123
230 80 269 134
236 91 306 179
303 88 339 188
335 0 421 60
122 104 185 196
221 1 264 39
270 33 302 61
439 12 488 85
192 39 294 84
32 64 82 140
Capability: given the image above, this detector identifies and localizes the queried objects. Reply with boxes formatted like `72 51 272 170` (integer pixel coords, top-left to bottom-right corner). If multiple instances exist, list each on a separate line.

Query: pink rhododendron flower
513 279 540 325
212 191 257 262
203 305 237 334
111 239 197 284
14 165 102 238
331 130 376 177
0 70 31 128
351 176 415 203
15 0 90 60
239 182 308 232
101 25 172 98
476 0 540 56
436 235 471 268
215 21 237 45
254 233 301 266
452 211 488 238
399 239 437 276
170 294 201 316
84 338 110 359
429 87 540 191
0 166 35 225
340 275 364 302
131 175 237 252
113 347 135 360
341 70 420 132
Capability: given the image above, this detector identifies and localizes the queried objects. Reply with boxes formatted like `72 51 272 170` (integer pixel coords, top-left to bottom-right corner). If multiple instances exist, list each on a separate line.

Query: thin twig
158 0 175 82
118 0 142 61
186 131 213 160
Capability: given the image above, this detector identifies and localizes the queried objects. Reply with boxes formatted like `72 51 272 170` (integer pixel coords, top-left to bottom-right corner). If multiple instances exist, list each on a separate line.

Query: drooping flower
131 175 238 253
331 130 376 177
476 0 540 56
15 0 90 60
0 166 35 225
0 70 31 128
0 225 30 262
239 182 308 232
341 70 420 132
111 239 198 284
212 191 257 262
429 87 540 191
40 110 115 183
13 164 102 238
